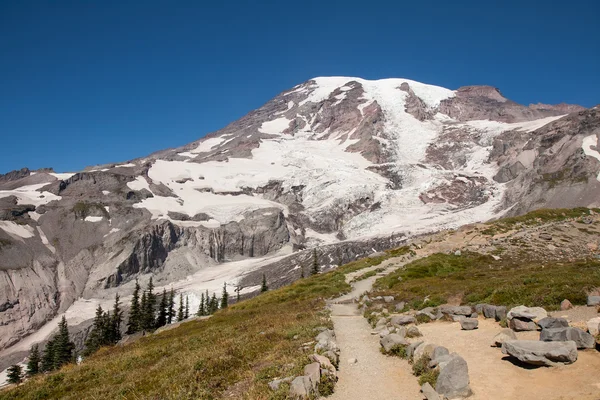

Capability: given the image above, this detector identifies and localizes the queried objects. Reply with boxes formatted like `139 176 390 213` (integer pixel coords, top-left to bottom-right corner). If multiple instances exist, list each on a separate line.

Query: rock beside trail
537 317 569 330
407 325 422 337
269 376 293 391
460 318 479 330
418 307 439 320
380 333 408 353
395 302 406 311
421 382 443 400
383 296 395 303
414 342 437 361
390 315 417 326
289 376 313 398
501 340 578 366
540 327 595 349
507 306 547 322
587 317 600 336
440 305 473 316
304 363 321 392
494 306 507 321
492 328 517 347
482 304 497 319
509 317 537 331
407 341 424 358
560 299 573 310
587 295 600 306
431 346 450 361
435 354 472 399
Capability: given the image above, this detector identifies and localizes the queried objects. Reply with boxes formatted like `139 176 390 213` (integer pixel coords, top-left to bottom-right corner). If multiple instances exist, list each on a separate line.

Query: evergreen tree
83 305 106 356
126 279 141 334
53 316 74 368
177 293 184 321
167 288 175 324
6 365 23 385
220 283 229 309
184 296 190 319
311 248 319 275
197 292 205 316
26 344 41 376
110 293 123 343
261 274 268 292
235 285 241 303
139 290 147 330
41 337 56 372
156 289 168 328
210 293 218 314
142 278 156 331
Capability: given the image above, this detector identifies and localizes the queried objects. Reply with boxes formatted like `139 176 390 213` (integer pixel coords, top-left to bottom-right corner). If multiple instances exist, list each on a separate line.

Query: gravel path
325 260 421 400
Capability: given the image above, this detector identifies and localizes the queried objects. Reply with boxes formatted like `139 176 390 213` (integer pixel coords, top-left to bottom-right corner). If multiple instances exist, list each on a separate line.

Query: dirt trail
419 318 600 400
326 261 422 400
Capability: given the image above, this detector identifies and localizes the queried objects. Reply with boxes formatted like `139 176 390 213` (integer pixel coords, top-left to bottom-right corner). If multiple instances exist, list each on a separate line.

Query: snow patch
0 221 35 239
50 172 76 180
102 190 110 195
37 226 56 253
582 134 600 181
85 216 103 222
258 117 292 134
191 136 227 154
126 176 150 192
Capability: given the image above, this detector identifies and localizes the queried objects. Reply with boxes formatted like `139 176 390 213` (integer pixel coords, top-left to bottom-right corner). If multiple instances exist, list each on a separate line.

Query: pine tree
126 279 141 334
110 293 123 343
41 337 56 372
139 291 147 330
220 283 229 309
210 293 218 314
184 296 190 319
236 285 241 302
142 278 156 331
177 293 184 321
53 316 74 368
26 344 41 376
261 274 268 292
83 305 106 356
197 292 205 316
311 248 319 275
6 364 23 385
167 288 175 324
156 289 168 328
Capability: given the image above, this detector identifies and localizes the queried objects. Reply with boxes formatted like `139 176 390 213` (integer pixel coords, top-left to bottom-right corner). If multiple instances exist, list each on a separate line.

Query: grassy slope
1 248 401 400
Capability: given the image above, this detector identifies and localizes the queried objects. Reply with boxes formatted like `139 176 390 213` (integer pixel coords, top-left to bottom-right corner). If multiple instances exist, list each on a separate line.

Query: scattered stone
390 315 416 326
492 328 517 347
440 305 473 316
460 318 479 330
375 317 387 328
475 304 486 314
501 340 578 366
269 376 293 391
383 296 395 303
470 312 478 319
435 355 472 398
430 354 454 369
539 233 553 241
406 325 422 338
587 295 600 306
537 317 569 330
323 350 339 367
417 307 437 320
414 342 436 361
560 299 573 310
309 353 336 375
304 363 320 391
483 304 497 319
451 315 465 322
289 376 312 398
540 327 595 349
494 306 507 321
509 317 538 332
395 301 406 311
421 382 443 400
348 358 358 365
507 306 547 322
380 333 409 353
431 346 450 361
587 317 600 336
379 328 391 338
407 341 424 358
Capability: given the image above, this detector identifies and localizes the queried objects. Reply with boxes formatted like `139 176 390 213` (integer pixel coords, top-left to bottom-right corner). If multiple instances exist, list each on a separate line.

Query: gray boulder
435 355 472 399
304 362 321 391
269 376 293 391
421 382 443 400
407 341 424 358
507 306 547 322
475 304 486 314
440 305 473 316
470 312 478 319
406 325 422 338
501 340 578 366
289 376 312 398
383 296 395 303
460 318 479 330
494 306 507 321
587 295 600 306
390 315 416 326
587 317 600 336
492 328 517 347
540 327 595 349
414 342 437 362
395 301 406 311
482 304 497 319
431 346 450 361
417 307 437 320
537 317 569 330
509 317 537 331
380 333 408 353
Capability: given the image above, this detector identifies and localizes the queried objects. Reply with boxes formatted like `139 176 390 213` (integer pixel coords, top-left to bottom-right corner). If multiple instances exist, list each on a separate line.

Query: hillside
1 76 598 376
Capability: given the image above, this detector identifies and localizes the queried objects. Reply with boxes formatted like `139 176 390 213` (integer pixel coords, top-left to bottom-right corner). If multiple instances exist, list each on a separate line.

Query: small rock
406 325 422 337
431 346 450 361
379 328 391 338
507 305 547 322
494 306 507 321
540 327 595 349
407 341 424 358
491 328 517 347
390 315 417 326
454 250 462 256
560 299 573 310
475 304 486 314
482 304 497 319
470 312 478 319
414 342 436 361
395 302 406 311
380 333 408 353
383 296 395 303
304 363 321 391
460 318 479 330
348 358 358 365
587 317 600 336
269 377 293 391
539 232 553 241
537 317 569 330
501 340 578 366
421 382 442 400
289 376 312 398
509 317 538 331
587 295 600 306
451 315 466 322
440 305 473 316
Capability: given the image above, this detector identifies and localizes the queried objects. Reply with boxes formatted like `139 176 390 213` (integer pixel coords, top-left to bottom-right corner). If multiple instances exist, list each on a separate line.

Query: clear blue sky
1 0 599 173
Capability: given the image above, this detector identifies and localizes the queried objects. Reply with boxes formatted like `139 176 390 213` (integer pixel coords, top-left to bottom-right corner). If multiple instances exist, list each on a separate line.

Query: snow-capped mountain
0 76 597 369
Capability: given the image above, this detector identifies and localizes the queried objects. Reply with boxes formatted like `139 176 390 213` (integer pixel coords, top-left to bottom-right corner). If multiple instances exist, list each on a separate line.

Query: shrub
415 314 432 324
318 373 336 396
418 368 439 386
387 344 408 359
412 355 431 376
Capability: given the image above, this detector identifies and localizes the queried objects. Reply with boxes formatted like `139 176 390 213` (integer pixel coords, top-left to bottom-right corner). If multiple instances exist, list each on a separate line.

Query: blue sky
1 0 598 173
